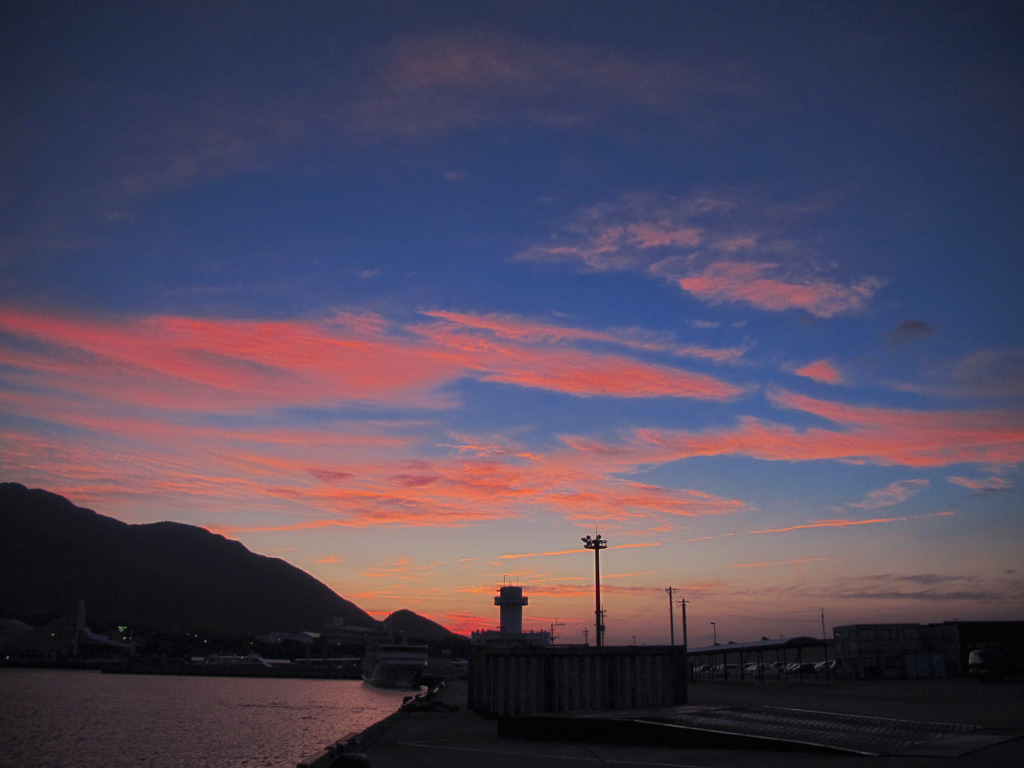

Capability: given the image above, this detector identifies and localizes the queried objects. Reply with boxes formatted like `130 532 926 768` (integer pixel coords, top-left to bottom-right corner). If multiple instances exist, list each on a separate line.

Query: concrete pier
300 676 1024 768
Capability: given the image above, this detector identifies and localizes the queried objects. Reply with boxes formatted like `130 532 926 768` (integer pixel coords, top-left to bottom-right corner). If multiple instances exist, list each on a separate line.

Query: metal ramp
499 704 1022 756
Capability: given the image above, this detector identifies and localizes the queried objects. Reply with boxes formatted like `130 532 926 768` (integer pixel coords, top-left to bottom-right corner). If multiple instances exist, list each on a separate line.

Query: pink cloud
679 261 882 317
499 542 661 560
792 359 844 385
543 482 746 521
686 510 956 545
515 194 884 320
742 516 907 535
480 346 743 400
946 475 1014 492
848 479 929 509
348 33 749 138
423 310 750 363
624 223 702 248
715 235 758 252
0 309 746 437
359 557 443 582
594 390 1024 469
412 316 745 399
79 421 739 532
0 309 460 412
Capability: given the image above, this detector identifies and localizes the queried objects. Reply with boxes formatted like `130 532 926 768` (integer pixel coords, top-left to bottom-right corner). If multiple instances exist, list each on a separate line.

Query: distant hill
0 482 379 636
384 609 472 655
385 609 460 642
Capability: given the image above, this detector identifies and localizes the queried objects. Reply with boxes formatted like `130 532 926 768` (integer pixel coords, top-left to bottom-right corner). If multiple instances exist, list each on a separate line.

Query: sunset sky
2 1 1022 645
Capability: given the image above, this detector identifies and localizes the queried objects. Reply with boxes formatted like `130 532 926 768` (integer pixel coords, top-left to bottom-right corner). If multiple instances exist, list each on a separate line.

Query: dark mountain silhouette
385 609 460 642
0 482 379 636
384 609 472 656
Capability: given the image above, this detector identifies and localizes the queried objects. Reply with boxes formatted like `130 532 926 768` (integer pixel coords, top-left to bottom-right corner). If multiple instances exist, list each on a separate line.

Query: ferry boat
362 640 428 688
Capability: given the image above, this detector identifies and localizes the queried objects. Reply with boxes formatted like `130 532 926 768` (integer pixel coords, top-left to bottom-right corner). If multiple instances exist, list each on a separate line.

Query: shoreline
297 676 1024 768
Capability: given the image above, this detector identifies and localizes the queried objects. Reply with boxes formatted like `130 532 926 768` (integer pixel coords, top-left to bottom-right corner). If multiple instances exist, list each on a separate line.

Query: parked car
713 663 741 677
969 646 1023 682
744 662 781 678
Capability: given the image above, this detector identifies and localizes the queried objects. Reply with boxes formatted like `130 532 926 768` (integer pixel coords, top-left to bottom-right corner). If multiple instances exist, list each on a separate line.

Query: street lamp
711 621 717 645
581 534 608 647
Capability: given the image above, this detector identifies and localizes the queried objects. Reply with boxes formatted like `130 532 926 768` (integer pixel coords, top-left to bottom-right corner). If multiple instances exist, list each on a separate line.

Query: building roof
687 636 825 654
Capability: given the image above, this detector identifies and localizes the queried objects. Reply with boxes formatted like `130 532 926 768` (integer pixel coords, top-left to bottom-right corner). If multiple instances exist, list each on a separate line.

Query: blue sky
2 1 1022 642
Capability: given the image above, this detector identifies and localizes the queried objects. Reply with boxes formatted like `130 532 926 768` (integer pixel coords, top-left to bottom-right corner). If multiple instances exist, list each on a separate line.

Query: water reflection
0 668 407 768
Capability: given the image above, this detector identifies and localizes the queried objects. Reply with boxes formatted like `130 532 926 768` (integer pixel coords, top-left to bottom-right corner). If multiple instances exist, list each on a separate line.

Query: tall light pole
582 534 608 647
711 621 717 645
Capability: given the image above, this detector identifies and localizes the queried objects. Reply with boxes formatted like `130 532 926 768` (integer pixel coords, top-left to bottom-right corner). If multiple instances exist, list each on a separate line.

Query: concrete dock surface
314 677 1024 768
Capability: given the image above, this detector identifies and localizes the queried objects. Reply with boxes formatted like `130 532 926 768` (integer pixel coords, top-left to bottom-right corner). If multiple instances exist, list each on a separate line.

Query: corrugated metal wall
469 645 688 716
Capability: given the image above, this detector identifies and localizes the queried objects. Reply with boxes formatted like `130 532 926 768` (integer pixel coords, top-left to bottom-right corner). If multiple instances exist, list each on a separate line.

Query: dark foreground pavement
302 677 1024 768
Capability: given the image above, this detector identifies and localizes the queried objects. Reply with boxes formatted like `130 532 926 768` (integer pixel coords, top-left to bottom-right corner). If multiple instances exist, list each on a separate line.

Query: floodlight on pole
581 534 608 647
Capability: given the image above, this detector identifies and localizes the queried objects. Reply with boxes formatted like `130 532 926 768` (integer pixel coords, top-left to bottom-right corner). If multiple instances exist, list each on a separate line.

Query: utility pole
549 620 564 644
678 598 688 649
711 621 717 645
821 608 831 683
665 587 676 645
582 534 608 647
582 628 590 645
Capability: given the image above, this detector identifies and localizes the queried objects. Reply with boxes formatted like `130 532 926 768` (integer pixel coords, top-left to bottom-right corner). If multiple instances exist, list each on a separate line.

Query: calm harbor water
0 667 409 768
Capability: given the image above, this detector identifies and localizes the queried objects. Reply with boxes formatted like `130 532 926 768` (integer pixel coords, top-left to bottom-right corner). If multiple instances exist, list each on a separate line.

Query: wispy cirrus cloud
0 308 743 416
359 557 444 581
742 516 908 535
411 314 744 400
688 510 953 543
348 32 753 139
498 542 661 560
3 402 746 533
517 193 883 317
947 475 1014 493
733 558 831 568
0 307 753 530
0 309 459 412
890 348 1024 399
678 261 882 317
790 572 1010 603
518 194 723 272
421 310 751 363
848 479 929 509
568 389 1024 470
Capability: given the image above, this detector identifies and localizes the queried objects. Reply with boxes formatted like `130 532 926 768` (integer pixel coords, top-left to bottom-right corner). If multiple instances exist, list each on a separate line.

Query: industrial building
835 620 1024 679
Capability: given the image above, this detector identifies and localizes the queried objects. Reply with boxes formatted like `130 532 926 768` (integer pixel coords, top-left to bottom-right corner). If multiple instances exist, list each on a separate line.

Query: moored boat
362 641 428 688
